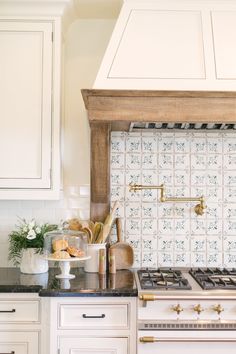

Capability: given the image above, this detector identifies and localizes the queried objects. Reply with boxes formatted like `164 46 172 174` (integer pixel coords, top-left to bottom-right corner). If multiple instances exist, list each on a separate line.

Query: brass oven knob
213 304 224 315
173 304 183 315
194 304 204 315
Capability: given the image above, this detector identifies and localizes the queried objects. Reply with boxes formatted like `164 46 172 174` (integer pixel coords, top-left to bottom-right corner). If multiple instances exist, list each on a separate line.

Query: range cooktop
190 268 236 290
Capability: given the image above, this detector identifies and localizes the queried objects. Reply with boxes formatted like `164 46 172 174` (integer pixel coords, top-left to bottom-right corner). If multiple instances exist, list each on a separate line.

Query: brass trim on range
129 183 206 215
139 294 158 301
139 337 236 343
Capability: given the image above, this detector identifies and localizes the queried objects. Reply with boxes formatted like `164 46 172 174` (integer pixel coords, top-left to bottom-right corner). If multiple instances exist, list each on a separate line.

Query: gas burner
190 268 236 290
138 268 191 290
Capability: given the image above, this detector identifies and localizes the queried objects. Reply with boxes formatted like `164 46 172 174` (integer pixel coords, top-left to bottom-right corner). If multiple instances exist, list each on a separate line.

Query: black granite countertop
0 268 137 297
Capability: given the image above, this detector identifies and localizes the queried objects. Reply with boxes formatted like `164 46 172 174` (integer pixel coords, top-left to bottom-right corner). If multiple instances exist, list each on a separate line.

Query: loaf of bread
51 250 71 259
67 246 85 258
52 239 68 252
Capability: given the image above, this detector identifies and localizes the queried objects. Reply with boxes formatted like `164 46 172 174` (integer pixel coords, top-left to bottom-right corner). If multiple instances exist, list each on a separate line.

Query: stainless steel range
136 268 236 354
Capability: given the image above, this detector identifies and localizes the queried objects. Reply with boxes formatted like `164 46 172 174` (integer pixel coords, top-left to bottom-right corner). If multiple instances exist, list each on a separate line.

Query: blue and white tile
174 137 190 153
224 204 236 218
207 139 222 154
142 170 158 185
224 154 236 170
224 187 236 202
158 236 174 252
190 186 206 199
126 153 141 170
142 219 157 235
191 138 207 154
125 170 141 185
207 155 222 170
142 235 158 251
125 202 141 218
173 187 191 198
174 252 190 267
158 252 173 267
191 154 206 170
174 204 190 218
126 235 141 251
191 219 206 234
111 153 125 169
142 203 157 218
206 203 222 219
206 219 222 235
191 252 206 267
142 136 157 153
175 154 190 169
224 172 236 186
133 251 142 268
206 187 222 202
159 154 173 169
207 171 222 186
174 170 190 186
191 171 206 186
207 236 222 252
223 139 236 154
111 186 125 201
159 171 173 186
142 252 157 268
125 186 141 202
174 236 190 252
191 236 206 252
223 236 236 252
207 253 222 267
223 253 236 267
159 138 174 153
223 219 236 235
111 170 125 185
141 189 158 202
126 136 141 153
158 204 174 218
111 135 125 153
175 219 190 235
159 219 174 235
142 154 157 169
126 218 141 235
113 203 125 218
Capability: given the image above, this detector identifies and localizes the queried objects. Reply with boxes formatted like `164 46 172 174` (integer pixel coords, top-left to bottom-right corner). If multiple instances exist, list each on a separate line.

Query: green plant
8 218 58 266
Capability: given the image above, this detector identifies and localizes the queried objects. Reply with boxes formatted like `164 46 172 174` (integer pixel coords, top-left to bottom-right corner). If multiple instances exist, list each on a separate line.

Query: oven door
138 330 236 354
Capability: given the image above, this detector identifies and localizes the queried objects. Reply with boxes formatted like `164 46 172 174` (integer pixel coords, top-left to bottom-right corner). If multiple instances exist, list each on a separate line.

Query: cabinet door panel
0 331 38 354
60 337 128 354
212 11 236 79
0 21 52 188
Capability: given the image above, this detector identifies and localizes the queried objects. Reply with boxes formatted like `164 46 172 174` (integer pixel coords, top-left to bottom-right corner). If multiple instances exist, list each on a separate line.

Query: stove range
190 267 236 290
138 268 192 290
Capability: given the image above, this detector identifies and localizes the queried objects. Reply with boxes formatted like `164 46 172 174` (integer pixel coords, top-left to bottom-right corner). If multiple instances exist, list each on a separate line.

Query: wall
0 19 115 267
110 131 236 268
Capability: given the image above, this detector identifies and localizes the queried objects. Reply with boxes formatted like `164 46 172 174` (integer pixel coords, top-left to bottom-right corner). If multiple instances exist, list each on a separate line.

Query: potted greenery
9 218 58 274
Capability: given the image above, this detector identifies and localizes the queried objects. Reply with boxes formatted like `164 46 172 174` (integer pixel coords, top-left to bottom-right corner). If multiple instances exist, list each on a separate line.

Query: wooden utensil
110 218 134 270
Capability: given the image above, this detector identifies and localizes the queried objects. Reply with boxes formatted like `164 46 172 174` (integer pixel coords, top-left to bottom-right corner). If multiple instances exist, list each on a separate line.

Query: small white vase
84 243 106 273
20 248 48 274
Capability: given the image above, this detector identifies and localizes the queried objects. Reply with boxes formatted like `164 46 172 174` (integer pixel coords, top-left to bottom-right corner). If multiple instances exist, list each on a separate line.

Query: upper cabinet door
94 0 236 91
0 21 53 190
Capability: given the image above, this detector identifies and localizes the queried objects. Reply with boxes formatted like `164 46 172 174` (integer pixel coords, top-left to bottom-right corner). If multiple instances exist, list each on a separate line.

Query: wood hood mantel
81 89 236 221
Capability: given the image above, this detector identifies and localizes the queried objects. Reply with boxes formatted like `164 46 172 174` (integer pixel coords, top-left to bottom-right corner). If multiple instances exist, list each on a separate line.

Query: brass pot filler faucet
129 183 206 216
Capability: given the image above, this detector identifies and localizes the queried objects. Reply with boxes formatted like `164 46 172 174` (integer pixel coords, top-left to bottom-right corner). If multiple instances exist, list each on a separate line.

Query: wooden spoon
110 218 134 270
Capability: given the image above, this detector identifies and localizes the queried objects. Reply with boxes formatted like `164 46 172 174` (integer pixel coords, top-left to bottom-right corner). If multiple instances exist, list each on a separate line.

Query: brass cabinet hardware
139 336 156 343
194 304 204 315
173 304 183 315
139 294 158 301
129 183 206 215
213 304 224 315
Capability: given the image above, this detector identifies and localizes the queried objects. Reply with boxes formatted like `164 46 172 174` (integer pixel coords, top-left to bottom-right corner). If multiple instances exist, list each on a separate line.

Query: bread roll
51 250 71 259
67 246 85 258
52 239 68 252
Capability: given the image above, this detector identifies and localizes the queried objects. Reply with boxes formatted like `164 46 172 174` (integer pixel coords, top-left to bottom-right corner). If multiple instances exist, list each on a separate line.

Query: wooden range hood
82 89 236 221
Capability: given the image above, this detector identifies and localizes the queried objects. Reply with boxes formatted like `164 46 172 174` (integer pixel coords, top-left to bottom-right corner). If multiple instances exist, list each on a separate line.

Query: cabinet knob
194 304 204 315
213 304 224 315
173 304 183 315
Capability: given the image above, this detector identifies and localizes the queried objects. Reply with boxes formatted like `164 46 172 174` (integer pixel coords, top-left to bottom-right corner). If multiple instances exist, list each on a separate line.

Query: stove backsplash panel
110 131 236 268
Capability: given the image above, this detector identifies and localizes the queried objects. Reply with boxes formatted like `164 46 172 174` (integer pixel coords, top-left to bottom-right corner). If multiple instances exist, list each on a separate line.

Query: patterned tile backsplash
110 131 236 268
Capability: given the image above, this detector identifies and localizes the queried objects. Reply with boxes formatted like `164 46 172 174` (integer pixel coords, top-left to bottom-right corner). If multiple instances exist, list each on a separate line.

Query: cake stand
46 256 91 279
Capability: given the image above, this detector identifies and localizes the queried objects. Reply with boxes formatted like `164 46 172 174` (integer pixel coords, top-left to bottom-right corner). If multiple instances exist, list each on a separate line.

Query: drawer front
0 301 39 323
59 303 129 329
0 332 38 354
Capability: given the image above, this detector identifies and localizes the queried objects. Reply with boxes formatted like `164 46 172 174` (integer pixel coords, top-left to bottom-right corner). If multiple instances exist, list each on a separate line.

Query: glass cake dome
44 229 88 260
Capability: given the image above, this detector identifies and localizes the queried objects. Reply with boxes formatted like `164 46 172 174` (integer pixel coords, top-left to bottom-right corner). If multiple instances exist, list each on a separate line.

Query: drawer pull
0 352 15 354
82 314 105 319
0 309 16 313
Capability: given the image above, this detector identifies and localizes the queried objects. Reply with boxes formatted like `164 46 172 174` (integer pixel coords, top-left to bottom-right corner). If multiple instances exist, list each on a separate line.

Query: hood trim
82 89 236 131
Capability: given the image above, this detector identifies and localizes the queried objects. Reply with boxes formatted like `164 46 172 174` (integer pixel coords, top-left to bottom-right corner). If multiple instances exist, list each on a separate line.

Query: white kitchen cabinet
59 336 128 354
49 297 137 354
94 0 236 91
0 331 39 354
0 0 72 199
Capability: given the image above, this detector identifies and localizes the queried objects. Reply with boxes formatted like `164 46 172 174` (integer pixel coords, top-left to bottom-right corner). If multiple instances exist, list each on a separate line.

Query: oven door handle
139 337 236 343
